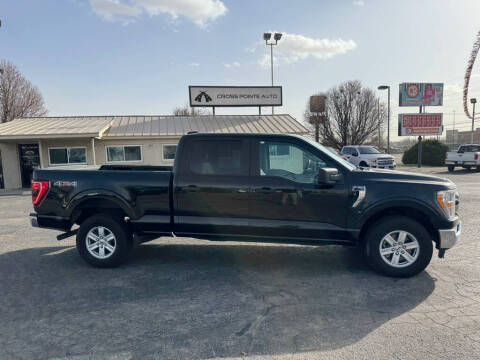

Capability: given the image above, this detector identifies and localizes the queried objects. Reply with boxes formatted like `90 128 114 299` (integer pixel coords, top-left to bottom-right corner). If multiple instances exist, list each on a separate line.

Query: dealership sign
398 113 443 136
399 83 444 106
189 86 282 107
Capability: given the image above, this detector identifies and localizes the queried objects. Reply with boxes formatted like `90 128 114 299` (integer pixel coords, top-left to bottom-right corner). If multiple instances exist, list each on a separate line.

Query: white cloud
90 0 227 27
188 62 200 67
353 0 365 6
257 32 356 67
223 61 240 68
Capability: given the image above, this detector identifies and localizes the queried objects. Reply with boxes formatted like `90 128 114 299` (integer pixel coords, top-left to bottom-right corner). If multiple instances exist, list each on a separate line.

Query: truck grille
377 158 393 166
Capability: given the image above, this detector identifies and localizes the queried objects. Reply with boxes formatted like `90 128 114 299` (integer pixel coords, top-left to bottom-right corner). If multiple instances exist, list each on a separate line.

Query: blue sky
1 0 480 139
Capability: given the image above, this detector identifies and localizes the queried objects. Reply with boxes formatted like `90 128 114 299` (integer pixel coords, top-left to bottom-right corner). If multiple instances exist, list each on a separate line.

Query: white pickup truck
340 145 396 169
445 144 480 172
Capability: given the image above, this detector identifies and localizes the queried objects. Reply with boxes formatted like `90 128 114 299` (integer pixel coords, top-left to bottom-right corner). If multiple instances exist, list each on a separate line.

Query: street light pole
378 85 391 153
471 98 477 143
264 32 282 115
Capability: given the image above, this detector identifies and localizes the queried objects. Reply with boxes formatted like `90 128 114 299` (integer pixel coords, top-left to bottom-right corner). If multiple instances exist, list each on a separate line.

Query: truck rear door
173 136 251 238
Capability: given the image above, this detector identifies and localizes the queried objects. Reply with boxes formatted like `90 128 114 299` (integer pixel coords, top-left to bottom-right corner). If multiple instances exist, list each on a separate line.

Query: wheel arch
358 204 439 246
68 191 134 225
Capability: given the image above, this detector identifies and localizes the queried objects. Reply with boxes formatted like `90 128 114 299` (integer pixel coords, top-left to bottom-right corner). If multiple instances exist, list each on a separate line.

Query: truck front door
249 138 350 242
174 137 251 237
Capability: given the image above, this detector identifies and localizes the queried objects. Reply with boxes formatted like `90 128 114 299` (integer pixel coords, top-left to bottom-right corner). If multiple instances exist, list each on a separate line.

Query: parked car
341 145 396 169
30 133 460 277
445 144 480 172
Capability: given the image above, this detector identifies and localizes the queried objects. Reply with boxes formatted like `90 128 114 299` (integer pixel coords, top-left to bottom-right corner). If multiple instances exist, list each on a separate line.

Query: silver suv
341 145 396 169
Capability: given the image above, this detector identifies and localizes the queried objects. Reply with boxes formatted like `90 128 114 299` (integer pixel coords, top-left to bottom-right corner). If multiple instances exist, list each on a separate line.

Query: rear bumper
30 213 71 231
438 221 461 249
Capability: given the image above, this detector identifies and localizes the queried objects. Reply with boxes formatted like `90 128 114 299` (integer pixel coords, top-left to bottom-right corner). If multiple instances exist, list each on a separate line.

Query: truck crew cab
30 133 461 277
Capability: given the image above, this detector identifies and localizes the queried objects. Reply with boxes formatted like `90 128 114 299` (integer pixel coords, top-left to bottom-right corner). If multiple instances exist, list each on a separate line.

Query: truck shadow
0 242 435 359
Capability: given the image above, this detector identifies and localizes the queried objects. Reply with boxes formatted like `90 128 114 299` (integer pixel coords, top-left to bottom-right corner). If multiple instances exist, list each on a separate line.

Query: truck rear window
188 140 247 176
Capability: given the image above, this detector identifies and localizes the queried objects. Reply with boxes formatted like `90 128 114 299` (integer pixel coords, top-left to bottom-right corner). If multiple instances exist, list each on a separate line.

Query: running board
56 229 78 241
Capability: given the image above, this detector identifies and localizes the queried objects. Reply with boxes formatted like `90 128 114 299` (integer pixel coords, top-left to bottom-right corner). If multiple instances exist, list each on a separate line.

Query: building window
163 145 177 161
49 147 86 165
106 145 142 162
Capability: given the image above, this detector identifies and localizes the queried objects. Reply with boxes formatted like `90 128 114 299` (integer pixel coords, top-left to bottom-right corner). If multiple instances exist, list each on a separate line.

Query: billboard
398 113 443 136
399 83 443 106
189 86 282 107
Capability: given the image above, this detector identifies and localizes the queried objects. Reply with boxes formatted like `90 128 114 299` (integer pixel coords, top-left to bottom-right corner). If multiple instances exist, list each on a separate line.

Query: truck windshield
358 146 382 154
303 138 356 170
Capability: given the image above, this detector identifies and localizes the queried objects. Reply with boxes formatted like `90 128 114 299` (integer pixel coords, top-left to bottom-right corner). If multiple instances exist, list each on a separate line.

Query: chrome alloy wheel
379 230 420 268
86 226 116 259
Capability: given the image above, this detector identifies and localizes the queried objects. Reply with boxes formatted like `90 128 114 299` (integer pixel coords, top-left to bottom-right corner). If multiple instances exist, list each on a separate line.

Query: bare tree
172 104 211 116
0 60 47 123
305 80 386 149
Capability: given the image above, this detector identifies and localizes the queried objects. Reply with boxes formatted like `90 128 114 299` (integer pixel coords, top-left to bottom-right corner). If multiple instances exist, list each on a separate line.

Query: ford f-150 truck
445 144 480 172
30 133 461 277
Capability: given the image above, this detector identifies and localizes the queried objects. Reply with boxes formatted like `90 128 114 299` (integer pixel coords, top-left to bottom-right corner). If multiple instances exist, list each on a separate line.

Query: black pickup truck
30 133 461 277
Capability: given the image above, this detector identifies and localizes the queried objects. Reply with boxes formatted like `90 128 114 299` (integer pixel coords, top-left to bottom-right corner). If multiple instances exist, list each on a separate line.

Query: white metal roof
104 114 308 138
0 116 113 139
0 114 308 140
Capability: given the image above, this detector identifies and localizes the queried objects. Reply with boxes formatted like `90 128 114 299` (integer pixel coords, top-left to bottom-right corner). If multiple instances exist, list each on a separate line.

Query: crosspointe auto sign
189 86 282 107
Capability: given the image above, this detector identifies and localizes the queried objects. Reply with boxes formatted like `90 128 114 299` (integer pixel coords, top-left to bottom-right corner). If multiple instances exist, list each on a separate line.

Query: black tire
364 216 433 277
447 165 454 172
76 214 132 268
359 161 369 168
465 166 472 171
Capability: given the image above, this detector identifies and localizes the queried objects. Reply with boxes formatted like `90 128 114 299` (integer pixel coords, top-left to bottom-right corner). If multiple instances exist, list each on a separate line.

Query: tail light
31 180 49 206
445 152 448 160
475 152 479 160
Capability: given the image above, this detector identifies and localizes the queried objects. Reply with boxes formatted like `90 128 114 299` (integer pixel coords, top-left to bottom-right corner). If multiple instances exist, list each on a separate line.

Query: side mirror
352 152 359 157
317 168 340 186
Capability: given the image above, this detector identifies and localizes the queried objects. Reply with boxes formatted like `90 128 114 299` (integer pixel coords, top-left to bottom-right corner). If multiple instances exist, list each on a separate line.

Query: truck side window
258 141 327 184
188 140 246 176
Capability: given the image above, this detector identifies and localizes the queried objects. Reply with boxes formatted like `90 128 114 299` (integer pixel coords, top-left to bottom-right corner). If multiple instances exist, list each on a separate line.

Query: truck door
249 138 350 242
174 137 251 237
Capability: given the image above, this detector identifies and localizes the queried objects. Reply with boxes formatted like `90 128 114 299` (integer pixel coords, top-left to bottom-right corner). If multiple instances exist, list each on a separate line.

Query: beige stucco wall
94 138 181 166
0 137 181 189
0 142 22 189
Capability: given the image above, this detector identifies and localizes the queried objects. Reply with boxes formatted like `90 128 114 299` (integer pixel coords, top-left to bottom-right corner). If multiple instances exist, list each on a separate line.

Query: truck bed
33 167 173 232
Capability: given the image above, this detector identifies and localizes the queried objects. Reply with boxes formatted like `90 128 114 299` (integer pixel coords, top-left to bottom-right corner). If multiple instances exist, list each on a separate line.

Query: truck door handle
185 185 198 192
256 187 275 193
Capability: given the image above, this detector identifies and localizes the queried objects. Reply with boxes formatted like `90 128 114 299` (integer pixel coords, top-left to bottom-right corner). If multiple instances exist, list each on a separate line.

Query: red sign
398 113 443 136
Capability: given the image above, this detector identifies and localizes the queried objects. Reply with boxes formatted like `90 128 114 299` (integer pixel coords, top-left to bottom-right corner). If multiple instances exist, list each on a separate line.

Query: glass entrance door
19 144 40 188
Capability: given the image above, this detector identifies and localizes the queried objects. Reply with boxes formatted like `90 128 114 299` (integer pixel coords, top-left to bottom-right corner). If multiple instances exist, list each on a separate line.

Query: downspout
38 139 44 168
91 137 96 166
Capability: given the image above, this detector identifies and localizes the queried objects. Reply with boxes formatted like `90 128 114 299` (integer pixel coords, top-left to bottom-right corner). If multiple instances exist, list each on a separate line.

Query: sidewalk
0 188 30 197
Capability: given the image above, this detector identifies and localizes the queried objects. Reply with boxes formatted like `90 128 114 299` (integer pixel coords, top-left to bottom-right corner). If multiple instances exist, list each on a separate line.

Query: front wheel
364 216 433 277
76 214 132 268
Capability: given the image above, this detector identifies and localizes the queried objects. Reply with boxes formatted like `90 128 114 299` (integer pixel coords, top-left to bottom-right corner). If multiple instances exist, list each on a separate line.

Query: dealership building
0 114 308 189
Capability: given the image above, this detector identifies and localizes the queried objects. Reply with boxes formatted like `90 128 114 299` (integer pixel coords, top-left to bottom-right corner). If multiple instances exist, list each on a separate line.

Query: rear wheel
364 216 433 277
447 165 455 172
76 214 132 267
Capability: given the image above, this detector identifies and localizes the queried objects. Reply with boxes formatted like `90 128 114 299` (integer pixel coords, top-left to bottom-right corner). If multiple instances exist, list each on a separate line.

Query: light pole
471 98 477 143
378 85 390 153
264 32 282 114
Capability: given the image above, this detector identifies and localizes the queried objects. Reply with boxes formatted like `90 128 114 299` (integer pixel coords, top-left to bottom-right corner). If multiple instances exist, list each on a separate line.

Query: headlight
436 190 457 220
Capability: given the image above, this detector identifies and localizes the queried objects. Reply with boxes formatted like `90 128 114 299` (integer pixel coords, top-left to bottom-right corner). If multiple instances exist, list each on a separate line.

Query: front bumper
438 221 461 249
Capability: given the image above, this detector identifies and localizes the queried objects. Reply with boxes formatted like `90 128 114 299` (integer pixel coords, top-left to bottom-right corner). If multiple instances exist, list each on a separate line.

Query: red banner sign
398 113 443 136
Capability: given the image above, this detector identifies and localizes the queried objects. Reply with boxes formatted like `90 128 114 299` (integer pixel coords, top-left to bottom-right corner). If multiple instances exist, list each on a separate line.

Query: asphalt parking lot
1 167 479 360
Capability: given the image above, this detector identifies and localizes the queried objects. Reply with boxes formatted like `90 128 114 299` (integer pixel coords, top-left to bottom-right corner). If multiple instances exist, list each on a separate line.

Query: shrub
402 139 449 166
